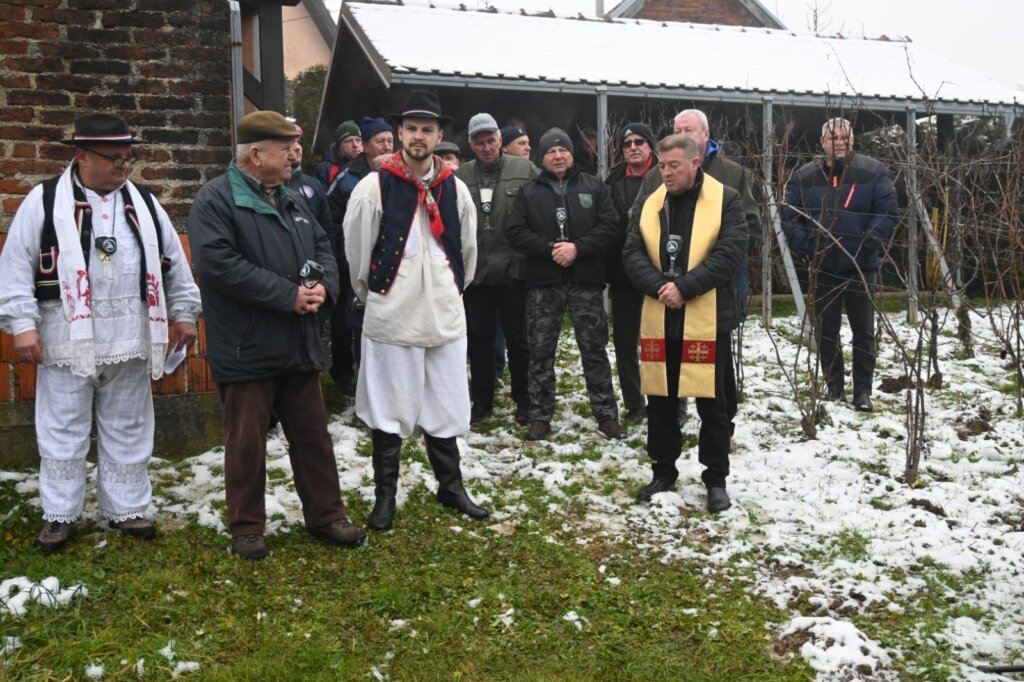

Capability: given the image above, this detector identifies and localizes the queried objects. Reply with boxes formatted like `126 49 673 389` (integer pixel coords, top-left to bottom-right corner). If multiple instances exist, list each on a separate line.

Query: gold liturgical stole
638 176 724 397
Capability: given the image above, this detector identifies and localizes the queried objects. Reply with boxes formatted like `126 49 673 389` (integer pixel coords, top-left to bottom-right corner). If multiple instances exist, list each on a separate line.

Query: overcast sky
324 0 1021 91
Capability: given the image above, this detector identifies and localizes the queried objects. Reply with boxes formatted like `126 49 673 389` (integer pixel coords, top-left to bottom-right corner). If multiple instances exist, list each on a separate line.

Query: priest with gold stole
622 135 747 513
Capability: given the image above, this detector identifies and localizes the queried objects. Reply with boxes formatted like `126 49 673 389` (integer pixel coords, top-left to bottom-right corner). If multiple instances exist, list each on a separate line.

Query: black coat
622 172 748 333
506 165 619 289
605 157 657 293
187 167 339 384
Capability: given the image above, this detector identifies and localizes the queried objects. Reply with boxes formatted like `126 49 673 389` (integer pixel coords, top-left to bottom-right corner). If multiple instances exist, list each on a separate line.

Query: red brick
37 41 101 60
0 364 10 403
187 357 216 393
12 143 36 158
140 167 202 182
0 5 27 21
105 45 166 60
36 74 103 92
130 28 176 45
3 56 67 72
169 112 228 128
0 107 35 123
172 149 229 165
0 39 30 55
3 198 26 214
0 179 32 194
66 26 129 43
74 0 124 10
0 21 60 40
152 365 186 395
73 93 137 110
14 363 36 400
31 7 98 25
39 145 75 162
179 234 193 269
101 10 166 28
7 90 71 108
69 59 131 76
38 109 80 126
0 332 15 362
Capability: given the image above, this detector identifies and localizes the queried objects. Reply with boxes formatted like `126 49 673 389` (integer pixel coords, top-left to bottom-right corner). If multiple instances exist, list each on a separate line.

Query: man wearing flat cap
0 112 201 552
188 110 366 560
344 90 488 532
456 112 538 428
506 127 624 442
313 119 362 189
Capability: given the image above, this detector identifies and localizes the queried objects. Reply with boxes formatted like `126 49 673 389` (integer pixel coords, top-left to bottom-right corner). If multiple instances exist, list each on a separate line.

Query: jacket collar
227 162 293 228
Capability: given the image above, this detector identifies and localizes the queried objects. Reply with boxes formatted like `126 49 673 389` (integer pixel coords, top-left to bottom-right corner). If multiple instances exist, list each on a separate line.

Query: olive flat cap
237 111 300 144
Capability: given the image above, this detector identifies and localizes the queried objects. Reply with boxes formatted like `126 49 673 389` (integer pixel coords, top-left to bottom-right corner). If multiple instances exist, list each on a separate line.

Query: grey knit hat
537 127 574 157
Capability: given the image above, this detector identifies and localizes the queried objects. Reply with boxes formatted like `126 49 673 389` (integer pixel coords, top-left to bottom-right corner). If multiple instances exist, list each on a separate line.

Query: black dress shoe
437 488 490 520
826 387 846 402
636 477 677 503
853 393 873 412
470 408 493 424
706 486 731 513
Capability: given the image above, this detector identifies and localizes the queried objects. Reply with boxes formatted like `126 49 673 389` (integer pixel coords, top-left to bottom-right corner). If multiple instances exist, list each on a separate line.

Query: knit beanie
620 122 655 151
359 116 393 141
537 127 574 157
334 120 360 142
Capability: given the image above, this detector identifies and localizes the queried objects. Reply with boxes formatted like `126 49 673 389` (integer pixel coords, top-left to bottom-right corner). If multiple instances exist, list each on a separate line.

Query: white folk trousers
356 336 470 439
36 358 154 523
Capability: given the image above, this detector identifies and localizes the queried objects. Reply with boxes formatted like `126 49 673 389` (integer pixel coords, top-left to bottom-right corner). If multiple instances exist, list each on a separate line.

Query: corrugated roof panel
346 3 1023 107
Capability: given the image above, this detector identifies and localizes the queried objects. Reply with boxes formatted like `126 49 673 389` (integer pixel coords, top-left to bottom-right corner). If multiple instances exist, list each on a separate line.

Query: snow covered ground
2 307 1022 680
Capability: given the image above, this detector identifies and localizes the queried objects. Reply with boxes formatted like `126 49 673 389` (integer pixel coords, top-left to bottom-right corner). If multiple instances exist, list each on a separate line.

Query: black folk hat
62 113 141 146
390 90 451 126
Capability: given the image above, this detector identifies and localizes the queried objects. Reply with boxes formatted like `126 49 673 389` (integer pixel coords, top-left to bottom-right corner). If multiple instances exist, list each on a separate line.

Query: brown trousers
219 372 346 536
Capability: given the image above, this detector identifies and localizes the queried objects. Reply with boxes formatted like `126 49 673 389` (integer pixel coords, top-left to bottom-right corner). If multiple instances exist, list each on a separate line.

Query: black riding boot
424 434 489 520
368 430 402 531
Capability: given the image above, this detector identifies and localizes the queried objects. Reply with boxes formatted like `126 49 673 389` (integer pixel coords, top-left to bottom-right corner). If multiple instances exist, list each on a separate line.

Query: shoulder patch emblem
578 193 593 209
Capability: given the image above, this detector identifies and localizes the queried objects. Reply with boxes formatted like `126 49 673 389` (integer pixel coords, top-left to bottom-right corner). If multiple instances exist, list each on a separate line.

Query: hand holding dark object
299 259 325 289
293 283 326 315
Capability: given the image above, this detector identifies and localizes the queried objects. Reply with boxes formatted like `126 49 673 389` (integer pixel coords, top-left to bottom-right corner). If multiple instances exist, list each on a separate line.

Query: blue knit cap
359 116 393 141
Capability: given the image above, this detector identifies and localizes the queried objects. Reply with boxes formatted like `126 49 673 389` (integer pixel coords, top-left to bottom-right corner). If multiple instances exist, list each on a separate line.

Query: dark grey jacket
455 154 538 285
187 163 339 384
623 171 748 333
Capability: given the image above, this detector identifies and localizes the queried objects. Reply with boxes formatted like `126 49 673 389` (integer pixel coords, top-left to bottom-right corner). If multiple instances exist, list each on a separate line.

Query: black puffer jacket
622 171 747 333
187 163 339 384
506 165 619 289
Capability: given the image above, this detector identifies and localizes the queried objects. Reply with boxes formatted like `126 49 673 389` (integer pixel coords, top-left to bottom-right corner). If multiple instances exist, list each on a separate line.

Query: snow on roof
343 2 1023 110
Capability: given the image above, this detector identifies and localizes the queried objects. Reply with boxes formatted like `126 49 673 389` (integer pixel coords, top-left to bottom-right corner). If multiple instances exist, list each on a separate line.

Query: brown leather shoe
525 420 550 441
308 519 367 548
232 534 268 560
109 518 157 540
598 419 626 440
37 520 74 553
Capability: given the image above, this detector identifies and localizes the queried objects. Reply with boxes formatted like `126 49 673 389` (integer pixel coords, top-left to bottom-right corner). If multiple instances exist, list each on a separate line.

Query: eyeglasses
84 148 137 168
623 138 647 148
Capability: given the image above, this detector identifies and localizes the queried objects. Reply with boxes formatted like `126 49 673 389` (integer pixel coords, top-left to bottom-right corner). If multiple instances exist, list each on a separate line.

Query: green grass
0 479 813 681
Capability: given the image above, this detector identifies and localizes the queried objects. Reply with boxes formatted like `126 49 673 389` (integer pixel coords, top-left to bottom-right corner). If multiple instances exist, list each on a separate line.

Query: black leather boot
367 430 402 531
424 434 489 520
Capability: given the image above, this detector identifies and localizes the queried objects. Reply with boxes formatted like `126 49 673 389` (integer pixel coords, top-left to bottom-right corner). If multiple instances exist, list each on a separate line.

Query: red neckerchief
626 154 655 178
379 151 453 239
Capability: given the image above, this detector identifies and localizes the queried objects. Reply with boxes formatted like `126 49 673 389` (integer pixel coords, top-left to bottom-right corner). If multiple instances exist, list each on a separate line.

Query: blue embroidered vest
369 172 464 295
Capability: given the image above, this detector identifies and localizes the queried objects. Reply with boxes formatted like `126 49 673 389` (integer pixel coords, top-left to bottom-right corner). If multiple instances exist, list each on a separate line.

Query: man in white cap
0 112 201 552
455 113 537 427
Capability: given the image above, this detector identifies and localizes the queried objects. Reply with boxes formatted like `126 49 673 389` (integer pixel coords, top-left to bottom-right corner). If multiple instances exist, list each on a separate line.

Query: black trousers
329 305 358 383
646 332 732 488
813 271 877 397
610 289 645 414
464 281 529 413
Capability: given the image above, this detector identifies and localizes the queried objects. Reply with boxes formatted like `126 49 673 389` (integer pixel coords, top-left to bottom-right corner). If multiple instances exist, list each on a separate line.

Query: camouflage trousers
525 284 618 423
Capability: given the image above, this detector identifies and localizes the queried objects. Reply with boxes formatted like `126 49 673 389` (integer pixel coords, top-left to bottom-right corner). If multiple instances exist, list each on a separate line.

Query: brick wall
0 0 234 464
634 0 762 26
